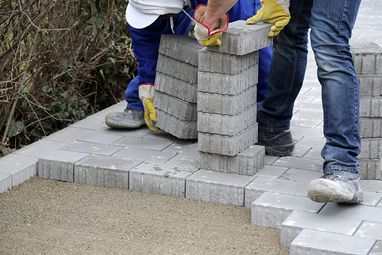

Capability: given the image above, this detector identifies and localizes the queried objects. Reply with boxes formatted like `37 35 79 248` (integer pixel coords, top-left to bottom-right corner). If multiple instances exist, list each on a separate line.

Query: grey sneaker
257 130 295 156
308 171 363 204
105 108 145 129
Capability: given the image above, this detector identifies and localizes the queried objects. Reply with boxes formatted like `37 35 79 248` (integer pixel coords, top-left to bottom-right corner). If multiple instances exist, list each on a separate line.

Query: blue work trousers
257 0 361 174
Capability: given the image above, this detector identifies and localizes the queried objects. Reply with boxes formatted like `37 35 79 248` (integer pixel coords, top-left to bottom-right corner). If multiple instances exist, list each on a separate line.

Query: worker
196 0 363 204
105 0 272 132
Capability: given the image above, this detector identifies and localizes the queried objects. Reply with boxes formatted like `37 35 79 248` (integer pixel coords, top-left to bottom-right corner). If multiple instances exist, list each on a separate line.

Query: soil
0 178 288 255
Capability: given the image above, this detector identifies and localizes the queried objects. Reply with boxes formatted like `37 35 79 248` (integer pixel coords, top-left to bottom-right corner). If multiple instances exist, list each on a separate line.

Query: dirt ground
0 178 288 255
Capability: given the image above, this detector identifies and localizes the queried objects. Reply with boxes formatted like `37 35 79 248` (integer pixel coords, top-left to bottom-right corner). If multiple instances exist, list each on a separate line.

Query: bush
0 0 136 156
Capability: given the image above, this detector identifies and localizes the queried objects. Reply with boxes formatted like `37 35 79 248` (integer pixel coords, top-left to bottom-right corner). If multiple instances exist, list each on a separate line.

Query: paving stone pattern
1 6 382 254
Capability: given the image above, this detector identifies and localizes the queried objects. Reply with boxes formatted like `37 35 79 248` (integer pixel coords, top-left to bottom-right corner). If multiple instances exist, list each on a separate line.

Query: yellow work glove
138 84 159 133
246 0 291 37
193 4 229 47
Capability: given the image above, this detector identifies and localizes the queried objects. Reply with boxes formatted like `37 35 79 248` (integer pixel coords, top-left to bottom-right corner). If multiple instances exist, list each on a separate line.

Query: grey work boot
105 108 144 129
257 130 295 156
308 171 363 204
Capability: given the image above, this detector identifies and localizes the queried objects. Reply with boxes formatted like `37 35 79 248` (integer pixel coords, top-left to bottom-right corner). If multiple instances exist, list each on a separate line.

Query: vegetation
0 0 136 156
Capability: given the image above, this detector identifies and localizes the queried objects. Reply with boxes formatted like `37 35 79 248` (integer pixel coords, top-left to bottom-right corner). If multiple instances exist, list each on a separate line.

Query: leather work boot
308 171 363 204
257 130 295 156
105 108 145 129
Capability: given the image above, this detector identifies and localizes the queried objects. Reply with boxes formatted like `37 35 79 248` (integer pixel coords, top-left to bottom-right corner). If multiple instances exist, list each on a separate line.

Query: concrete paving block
156 54 198 84
290 229 375 255
70 115 105 130
360 138 382 159
206 21 272 55
352 42 382 75
15 139 63 158
264 155 280 165
251 192 324 229
360 179 382 193
74 155 142 189
155 72 197 103
355 221 382 241
198 145 264 176
197 105 256 135
59 140 122 156
154 91 197 121
197 86 257 115
198 124 258 156
358 75 382 97
45 127 96 143
255 165 288 178
76 132 123 145
245 175 309 208
273 156 323 172
280 211 362 247
186 169 254 206
93 101 126 117
158 35 203 66
279 168 322 183
360 117 382 138
38 159 75 182
162 156 199 173
0 173 11 193
360 97 382 117
319 203 382 224
156 109 197 139
0 154 38 187
198 66 258 95
112 135 174 151
360 158 381 180
111 147 177 164
359 191 382 206
130 162 196 197
162 142 198 159
198 48 259 74
369 241 382 255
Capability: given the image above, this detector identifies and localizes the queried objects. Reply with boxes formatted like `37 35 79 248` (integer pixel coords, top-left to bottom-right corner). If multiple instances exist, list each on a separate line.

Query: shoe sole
105 119 145 129
264 143 294 156
308 179 362 204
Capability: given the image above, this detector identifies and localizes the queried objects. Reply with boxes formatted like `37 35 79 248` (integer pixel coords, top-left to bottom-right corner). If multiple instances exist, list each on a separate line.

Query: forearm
203 0 238 27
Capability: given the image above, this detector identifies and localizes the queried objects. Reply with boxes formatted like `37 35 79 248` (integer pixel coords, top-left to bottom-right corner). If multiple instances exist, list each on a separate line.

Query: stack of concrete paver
154 35 203 139
197 21 272 176
352 42 382 180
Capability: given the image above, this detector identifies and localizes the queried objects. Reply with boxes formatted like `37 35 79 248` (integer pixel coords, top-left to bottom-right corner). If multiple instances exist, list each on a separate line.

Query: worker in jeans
196 0 363 204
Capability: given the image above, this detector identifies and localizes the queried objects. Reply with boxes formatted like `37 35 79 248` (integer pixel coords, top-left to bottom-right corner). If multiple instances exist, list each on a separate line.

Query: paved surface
1 1 382 254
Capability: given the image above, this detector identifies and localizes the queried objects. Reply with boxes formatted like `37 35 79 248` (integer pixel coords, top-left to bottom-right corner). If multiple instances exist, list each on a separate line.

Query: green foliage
0 0 136 155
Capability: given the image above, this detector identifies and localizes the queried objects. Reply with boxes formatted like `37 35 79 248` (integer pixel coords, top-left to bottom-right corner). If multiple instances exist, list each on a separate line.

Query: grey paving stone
74 155 142 189
198 48 258 75
198 145 264 176
352 42 382 75
197 86 256 115
302 147 323 160
360 159 382 180
198 124 258 156
163 156 199 173
206 21 272 56
155 72 197 103
279 168 322 183
156 109 197 139
360 138 382 159
358 75 382 97
319 203 382 224
0 173 11 193
92 101 126 117
280 211 362 247
369 241 382 255
360 97 382 117
251 192 324 229
272 156 323 172
197 105 256 135
162 142 198 159
290 229 376 255
45 127 96 143
360 117 382 138
186 169 254 206
130 162 197 197
0 154 38 187
198 66 258 96
15 139 63 158
154 91 197 121
111 147 177 164
255 165 288 178
355 221 382 241
158 35 203 66
291 142 312 158
359 191 382 206
245 175 309 208
70 115 105 130
360 179 382 193
76 132 123 145
112 135 174 151
156 54 198 84
263 155 280 165
59 141 122 156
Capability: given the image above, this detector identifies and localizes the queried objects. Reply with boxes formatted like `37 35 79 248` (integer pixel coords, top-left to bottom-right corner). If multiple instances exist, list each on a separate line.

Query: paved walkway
1 1 382 254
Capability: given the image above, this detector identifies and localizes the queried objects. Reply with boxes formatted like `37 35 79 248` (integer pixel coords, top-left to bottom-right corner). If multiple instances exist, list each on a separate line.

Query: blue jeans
257 0 361 174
